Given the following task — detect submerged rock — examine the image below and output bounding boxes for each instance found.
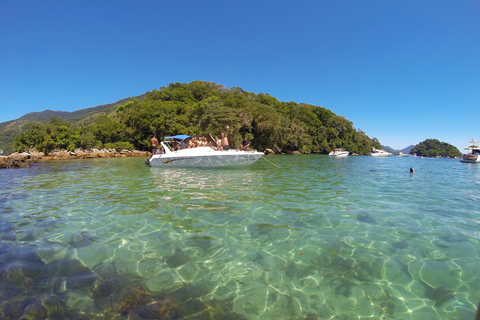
[37,294,67,318]
[177,299,247,320]
[3,261,27,284]
[56,258,92,277]
[0,297,29,320]
[66,271,98,290]
[419,279,455,307]
[37,294,67,319]
[92,274,130,298]
[119,284,151,314]
[164,248,188,268]
[68,233,95,248]
[357,212,376,224]
[128,298,180,320]
[20,303,47,320]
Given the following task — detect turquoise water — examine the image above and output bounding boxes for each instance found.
[1,155,479,319]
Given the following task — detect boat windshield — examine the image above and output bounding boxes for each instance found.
[162,135,192,152]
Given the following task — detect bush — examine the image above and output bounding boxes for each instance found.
[104,141,135,150]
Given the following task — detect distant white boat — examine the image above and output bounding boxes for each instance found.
[460,138,480,163]
[328,148,349,157]
[396,152,408,157]
[370,148,392,157]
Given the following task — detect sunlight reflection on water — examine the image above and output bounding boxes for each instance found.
[0,156,479,319]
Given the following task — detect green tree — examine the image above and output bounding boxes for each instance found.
[411,139,461,158]
[10,81,385,155]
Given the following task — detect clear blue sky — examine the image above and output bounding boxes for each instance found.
[1,1,479,152]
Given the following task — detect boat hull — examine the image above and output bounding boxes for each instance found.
[370,153,393,157]
[147,149,264,167]
[328,149,349,157]
[460,154,480,163]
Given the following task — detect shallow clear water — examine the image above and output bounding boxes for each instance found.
[1,155,479,319]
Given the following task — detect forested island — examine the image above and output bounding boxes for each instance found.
[12,81,382,155]
[410,139,461,158]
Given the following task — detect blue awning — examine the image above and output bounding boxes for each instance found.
[164,135,192,140]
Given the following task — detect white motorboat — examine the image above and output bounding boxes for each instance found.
[370,148,392,157]
[460,138,480,163]
[328,148,349,157]
[146,135,264,167]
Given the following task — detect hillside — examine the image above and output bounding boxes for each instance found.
[0,93,149,154]
[410,139,461,158]
[8,81,382,155]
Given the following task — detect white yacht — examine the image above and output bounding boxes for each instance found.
[328,148,349,157]
[460,138,480,163]
[370,148,392,157]
[146,135,264,167]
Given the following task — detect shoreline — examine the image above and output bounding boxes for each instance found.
[0,148,151,169]
[0,148,351,169]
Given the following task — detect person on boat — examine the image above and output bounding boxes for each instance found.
[171,139,179,151]
[201,137,208,147]
[221,125,230,150]
[194,137,202,147]
[150,134,159,154]
[241,137,250,151]
[209,133,222,150]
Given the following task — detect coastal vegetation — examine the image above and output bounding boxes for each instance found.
[410,139,461,158]
[11,81,381,155]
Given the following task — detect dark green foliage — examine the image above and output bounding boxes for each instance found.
[410,139,461,158]
[1,93,148,155]
[10,81,382,154]
[0,122,23,154]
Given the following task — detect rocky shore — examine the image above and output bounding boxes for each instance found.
[0,148,151,169]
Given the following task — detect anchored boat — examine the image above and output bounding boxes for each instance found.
[460,139,480,163]
[146,135,264,167]
[369,148,392,157]
[328,148,349,157]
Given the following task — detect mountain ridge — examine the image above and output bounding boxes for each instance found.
[0,92,149,154]
[382,145,414,154]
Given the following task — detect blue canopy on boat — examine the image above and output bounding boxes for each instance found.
[164,135,191,140]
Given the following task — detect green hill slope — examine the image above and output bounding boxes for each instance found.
[0,93,148,154]
[3,81,381,155]
[410,139,461,158]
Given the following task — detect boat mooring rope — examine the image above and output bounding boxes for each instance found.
[262,156,280,168]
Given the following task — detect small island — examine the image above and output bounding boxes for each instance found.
[410,139,461,158]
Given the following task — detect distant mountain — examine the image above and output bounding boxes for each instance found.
[18,92,149,123]
[381,145,414,154]
[0,92,149,155]
[400,145,414,154]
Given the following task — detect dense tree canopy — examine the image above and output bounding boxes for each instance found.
[410,139,461,158]
[14,81,381,154]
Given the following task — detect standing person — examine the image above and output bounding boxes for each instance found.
[221,125,230,150]
[150,134,159,154]
[241,137,250,151]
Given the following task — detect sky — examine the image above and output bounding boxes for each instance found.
[1,1,479,152]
